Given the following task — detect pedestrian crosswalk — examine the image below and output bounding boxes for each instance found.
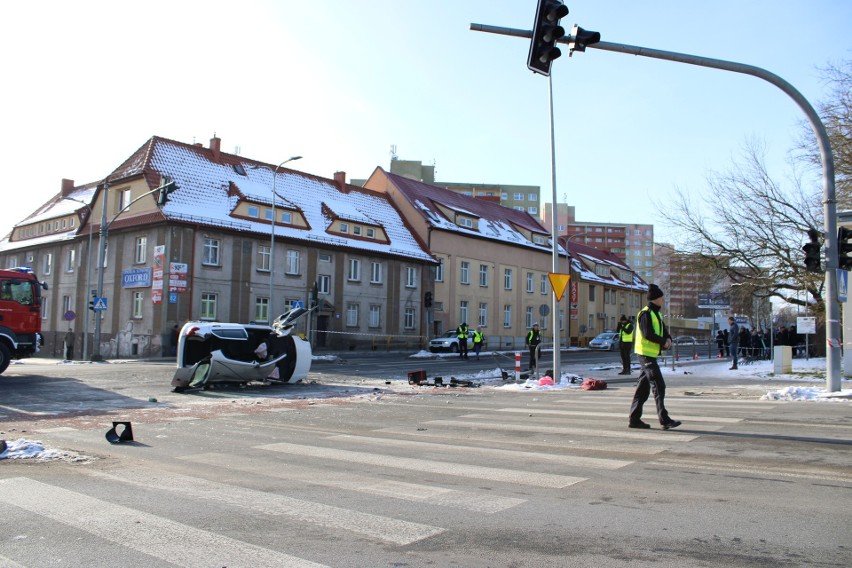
[0,390,841,567]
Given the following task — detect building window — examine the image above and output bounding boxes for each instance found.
[132,291,144,318]
[503,305,512,328]
[6,256,17,269]
[478,303,488,327]
[458,217,473,228]
[589,285,596,301]
[346,303,359,326]
[202,238,220,266]
[435,259,444,282]
[527,207,538,215]
[43,253,52,275]
[286,250,300,274]
[41,297,49,320]
[526,306,533,329]
[526,272,534,293]
[119,189,132,212]
[135,237,147,264]
[406,267,417,288]
[404,307,416,329]
[479,264,488,287]
[255,297,269,323]
[504,268,513,290]
[340,222,349,233]
[528,193,537,201]
[258,244,271,272]
[62,295,72,313]
[513,192,524,200]
[369,305,381,328]
[65,249,75,273]
[280,211,292,224]
[366,228,375,238]
[353,225,362,236]
[318,274,330,294]
[459,301,469,324]
[319,253,331,262]
[460,261,470,285]
[371,262,383,284]
[540,274,547,295]
[200,293,218,320]
[248,205,259,218]
[348,258,361,281]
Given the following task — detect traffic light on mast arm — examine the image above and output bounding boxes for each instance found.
[838,227,852,270]
[567,24,601,56]
[527,0,570,76]
[802,228,822,273]
[157,181,178,206]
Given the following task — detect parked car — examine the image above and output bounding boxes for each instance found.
[429,330,476,353]
[672,336,697,345]
[589,332,619,351]
[171,307,312,392]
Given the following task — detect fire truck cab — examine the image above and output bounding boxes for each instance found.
[0,267,47,374]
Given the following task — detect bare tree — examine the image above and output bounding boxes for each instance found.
[660,139,823,311]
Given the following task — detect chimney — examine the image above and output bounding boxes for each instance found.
[334,171,347,193]
[210,136,221,162]
[61,179,75,197]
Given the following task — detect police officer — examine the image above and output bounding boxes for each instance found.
[472,325,485,360]
[526,323,542,370]
[629,285,681,430]
[616,315,634,375]
[456,322,469,359]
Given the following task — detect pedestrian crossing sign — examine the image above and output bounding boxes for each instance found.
[93,297,107,311]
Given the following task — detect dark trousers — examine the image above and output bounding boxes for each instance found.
[473,343,482,360]
[459,338,468,358]
[528,344,540,368]
[619,341,633,372]
[730,342,739,368]
[629,355,671,425]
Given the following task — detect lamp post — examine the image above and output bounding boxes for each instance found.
[61,196,94,360]
[92,181,109,361]
[252,156,302,321]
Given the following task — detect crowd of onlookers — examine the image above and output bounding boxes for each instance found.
[715,324,813,361]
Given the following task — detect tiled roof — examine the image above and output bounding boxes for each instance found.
[564,240,648,291]
[383,170,552,250]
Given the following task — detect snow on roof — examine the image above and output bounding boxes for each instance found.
[147,139,435,263]
[386,171,552,252]
[565,240,648,292]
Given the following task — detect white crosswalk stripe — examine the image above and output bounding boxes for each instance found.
[0,477,329,568]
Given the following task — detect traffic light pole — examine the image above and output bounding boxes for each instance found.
[547,73,562,383]
[471,23,841,392]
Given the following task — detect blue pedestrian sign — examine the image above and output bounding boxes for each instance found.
[93,297,108,311]
[838,270,848,303]
[292,301,303,309]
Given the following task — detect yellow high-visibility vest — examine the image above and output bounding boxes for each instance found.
[634,306,663,357]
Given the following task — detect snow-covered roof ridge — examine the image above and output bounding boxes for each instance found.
[387,170,552,251]
[146,138,435,263]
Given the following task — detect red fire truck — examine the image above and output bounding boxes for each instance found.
[0,267,47,374]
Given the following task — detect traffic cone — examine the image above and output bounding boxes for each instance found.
[694,352,699,360]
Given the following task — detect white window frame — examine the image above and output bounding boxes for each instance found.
[65,248,75,273]
[460,261,470,285]
[459,301,469,324]
[258,244,271,272]
[370,262,383,284]
[435,260,444,282]
[202,238,221,266]
[526,307,533,329]
[200,293,218,320]
[478,303,488,327]
[526,272,534,293]
[318,274,330,294]
[280,211,292,224]
[255,297,269,323]
[248,205,259,218]
[135,236,147,264]
[540,274,548,295]
[504,268,513,290]
[404,307,416,329]
[479,264,488,287]
[286,250,300,275]
[348,258,361,281]
[43,253,52,275]
[346,303,359,326]
[369,304,381,328]
[503,305,512,328]
[406,267,417,288]
[132,291,144,318]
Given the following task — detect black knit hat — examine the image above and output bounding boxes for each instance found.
[648,284,664,301]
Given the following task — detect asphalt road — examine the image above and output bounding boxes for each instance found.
[1,357,850,567]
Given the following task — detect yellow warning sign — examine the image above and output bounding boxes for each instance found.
[548,273,570,302]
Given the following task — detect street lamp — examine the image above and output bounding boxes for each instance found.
[252,156,302,321]
[61,196,94,360]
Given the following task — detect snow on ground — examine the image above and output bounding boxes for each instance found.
[0,439,96,463]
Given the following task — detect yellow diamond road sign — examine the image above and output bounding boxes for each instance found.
[548,273,570,302]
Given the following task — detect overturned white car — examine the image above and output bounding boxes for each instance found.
[171,307,312,392]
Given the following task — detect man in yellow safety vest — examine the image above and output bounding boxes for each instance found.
[629,284,681,430]
[616,314,634,375]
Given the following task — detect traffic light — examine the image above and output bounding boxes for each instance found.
[424,291,433,308]
[88,299,95,311]
[527,0,570,76]
[802,228,822,273]
[309,282,319,309]
[567,24,601,55]
[839,227,852,270]
[157,181,177,206]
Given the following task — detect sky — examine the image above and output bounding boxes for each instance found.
[1,1,850,243]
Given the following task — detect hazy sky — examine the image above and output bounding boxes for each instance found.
[2,1,849,243]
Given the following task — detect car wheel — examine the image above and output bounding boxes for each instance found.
[429,348,438,353]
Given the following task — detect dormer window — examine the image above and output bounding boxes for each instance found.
[353,226,362,236]
[340,222,349,233]
[533,235,546,245]
[232,164,247,176]
[366,228,375,238]
[248,206,259,218]
[459,218,473,228]
[280,211,292,224]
